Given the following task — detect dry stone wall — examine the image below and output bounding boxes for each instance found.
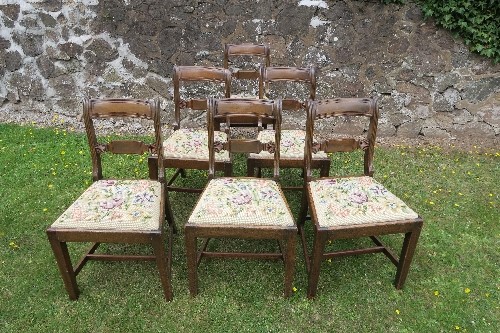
[0,0,499,143]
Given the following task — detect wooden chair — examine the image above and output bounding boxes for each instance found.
[223,43,270,99]
[184,98,297,297]
[298,98,423,298]
[148,65,232,201]
[46,98,173,301]
[247,66,330,189]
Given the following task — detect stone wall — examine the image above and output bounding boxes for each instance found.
[0,0,499,143]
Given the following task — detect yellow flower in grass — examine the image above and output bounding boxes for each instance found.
[9,241,19,249]
[43,208,48,212]
[428,201,435,205]
[455,325,461,330]
[464,288,471,294]
[292,287,297,292]
[395,309,400,315]
[433,290,439,296]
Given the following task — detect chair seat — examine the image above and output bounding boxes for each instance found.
[163,128,230,161]
[51,179,162,231]
[249,129,328,160]
[188,178,295,227]
[309,176,419,227]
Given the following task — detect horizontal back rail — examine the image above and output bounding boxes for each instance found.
[88,99,153,119]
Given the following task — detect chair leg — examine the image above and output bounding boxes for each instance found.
[394,225,422,289]
[320,160,330,177]
[307,230,327,299]
[151,233,173,301]
[179,168,187,178]
[298,189,309,226]
[246,159,255,177]
[148,155,159,180]
[47,231,79,300]
[185,228,198,296]
[164,188,177,234]
[283,231,296,298]
[224,162,232,177]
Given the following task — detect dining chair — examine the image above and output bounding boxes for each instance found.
[47,98,173,301]
[223,43,270,99]
[147,65,233,226]
[298,98,423,298]
[246,66,330,189]
[184,98,297,297]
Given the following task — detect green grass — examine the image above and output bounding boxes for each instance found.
[0,123,498,333]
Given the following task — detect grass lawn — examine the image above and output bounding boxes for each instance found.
[0,123,498,332]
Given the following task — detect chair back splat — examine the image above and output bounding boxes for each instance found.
[47,98,173,301]
[299,98,423,299]
[185,98,297,298]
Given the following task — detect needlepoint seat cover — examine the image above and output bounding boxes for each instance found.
[249,129,328,160]
[188,178,295,227]
[308,176,419,227]
[163,128,230,161]
[51,179,162,231]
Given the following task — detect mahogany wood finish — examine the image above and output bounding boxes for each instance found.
[148,65,232,197]
[185,98,297,297]
[298,98,423,298]
[46,98,173,301]
[223,43,270,85]
[247,66,330,189]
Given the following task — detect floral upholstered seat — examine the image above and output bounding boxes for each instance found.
[309,176,419,227]
[249,129,327,160]
[51,179,162,231]
[163,128,230,161]
[188,178,295,227]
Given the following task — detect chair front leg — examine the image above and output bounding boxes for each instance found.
[185,228,199,296]
[47,230,79,300]
[307,230,327,299]
[394,224,423,289]
[151,233,173,301]
[283,231,297,298]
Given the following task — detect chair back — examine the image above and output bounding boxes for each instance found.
[260,66,316,111]
[223,43,270,98]
[173,65,232,130]
[82,98,164,182]
[305,98,379,180]
[208,98,282,179]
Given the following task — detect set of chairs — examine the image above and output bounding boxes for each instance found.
[46,44,423,301]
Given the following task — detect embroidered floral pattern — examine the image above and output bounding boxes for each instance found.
[309,176,419,227]
[163,128,230,161]
[250,129,328,159]
[51,180,162,230]
[188,178,295,226]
